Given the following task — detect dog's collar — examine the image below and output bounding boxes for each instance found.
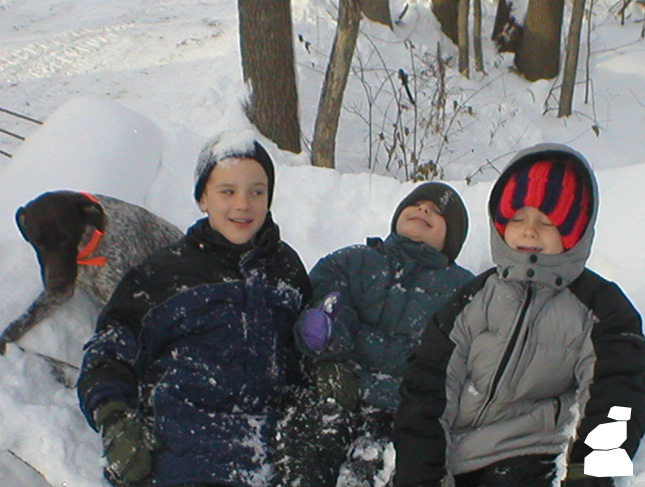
[77,192,107,267]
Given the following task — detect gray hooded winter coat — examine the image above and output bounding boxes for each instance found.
[394,143,645,486]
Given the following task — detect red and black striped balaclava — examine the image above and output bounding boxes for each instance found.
[493,159,591,250]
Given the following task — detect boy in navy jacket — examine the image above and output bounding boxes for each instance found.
[78,130,311,487]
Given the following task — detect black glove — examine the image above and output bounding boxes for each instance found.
[311,360,360,411]
[95,401,161,484]
[562,463,615,487]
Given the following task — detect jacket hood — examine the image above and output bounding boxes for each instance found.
[488,143,598,289]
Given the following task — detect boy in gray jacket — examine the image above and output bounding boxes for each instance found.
[394,143,645,487]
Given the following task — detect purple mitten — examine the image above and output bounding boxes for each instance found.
[299,292,341,352]
[300,308,331,351]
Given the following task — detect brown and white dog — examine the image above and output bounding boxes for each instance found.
[0,190,184,354]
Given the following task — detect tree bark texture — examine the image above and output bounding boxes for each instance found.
[558,0,586,117]
[458,0,470,77]
[473,0,484,72]
[492,0,511,42]
[492,0,519,52]
[514,0,565,81]
[238,0,301,152]
[311,0,361,169]
[359,0,392,27]
[431,0,459,44]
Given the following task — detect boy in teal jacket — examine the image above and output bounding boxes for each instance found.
[276,182,473,487]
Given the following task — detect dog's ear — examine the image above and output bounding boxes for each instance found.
[15,207,29,242]
[75,194,106,232]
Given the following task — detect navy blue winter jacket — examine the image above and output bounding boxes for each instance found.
[78,216,311,487]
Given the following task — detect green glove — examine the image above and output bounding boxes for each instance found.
[562,463,615,487]
[312,361,360,411]
[95,401,161,484]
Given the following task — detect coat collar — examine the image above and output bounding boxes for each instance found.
[377,233,450,270]
[186,213,280,263]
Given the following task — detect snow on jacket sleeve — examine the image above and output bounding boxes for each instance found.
[393,270,494,487]
[77,263,156,429]
[568,269,645,463]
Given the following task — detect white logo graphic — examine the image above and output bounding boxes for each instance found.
[584,406,633,477]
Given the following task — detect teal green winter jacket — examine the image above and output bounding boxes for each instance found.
[297,233,473,410]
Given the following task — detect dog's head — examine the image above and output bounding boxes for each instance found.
[16,191,105,296]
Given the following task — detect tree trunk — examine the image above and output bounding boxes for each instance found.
[558,0,586,117]
[359,0,392,27]
[473,0,484,72]
[514,0,565,81]
[431,0,459,44]
[492,0,511,42]
[584,0,595,103]
[238,0,301,152]
[458,0,470,77]
[311,0,361,169]
[492,0,522,52]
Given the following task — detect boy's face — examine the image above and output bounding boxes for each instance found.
[199,157,269,245]
[503,206,564,255]
[396,200,446,251]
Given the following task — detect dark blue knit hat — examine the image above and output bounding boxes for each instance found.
[194,130,275,206]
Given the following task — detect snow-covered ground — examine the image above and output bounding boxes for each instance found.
[0,0,644,485]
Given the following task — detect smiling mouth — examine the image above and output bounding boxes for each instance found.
[517,246,542,252]
[230,218,252,225]
[409,216,432,228]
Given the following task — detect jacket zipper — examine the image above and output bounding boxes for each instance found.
[473,285,533,427]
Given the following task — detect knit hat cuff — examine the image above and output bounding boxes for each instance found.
[493,159,591,250]
[194,132,275,205]
[390,182,468,262]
